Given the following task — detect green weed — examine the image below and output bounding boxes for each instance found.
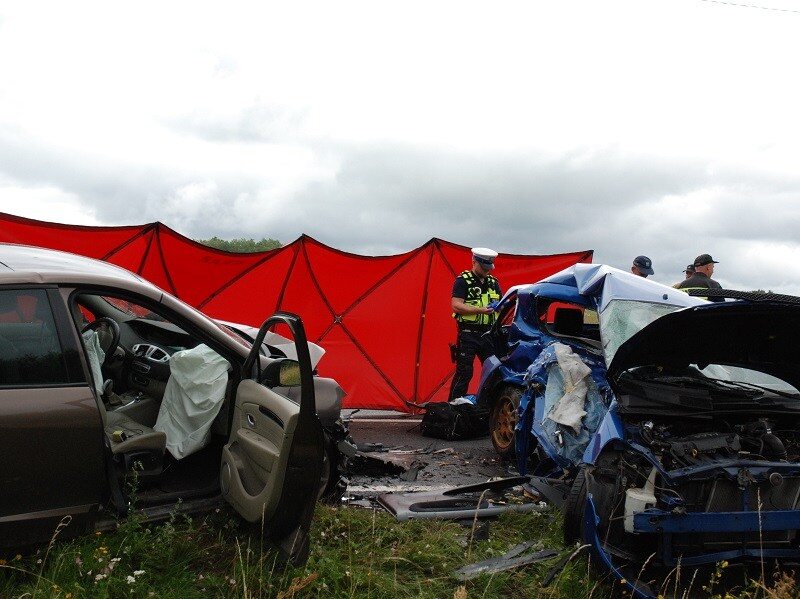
[0,504,797,598]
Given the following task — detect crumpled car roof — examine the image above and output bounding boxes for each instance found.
[543,263,707,312]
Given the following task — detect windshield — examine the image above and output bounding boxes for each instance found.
[101,296,166,321]
[695,364,798,395]
[600,299,684,364]
[219,323,254,348]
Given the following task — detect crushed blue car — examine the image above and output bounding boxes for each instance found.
[477,264,800,597]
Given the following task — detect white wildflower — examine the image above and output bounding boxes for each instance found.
[126,575,136,584]
[134,570,145,576]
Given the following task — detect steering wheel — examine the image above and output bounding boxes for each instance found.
[81,317,121,368]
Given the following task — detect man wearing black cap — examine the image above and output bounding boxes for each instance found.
[449,248,502,400]
[676,254,722,301]
[631,255,654,278]
[672,264,695,288]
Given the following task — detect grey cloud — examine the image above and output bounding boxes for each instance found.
[165,102,310,144]
[1,127,799,293]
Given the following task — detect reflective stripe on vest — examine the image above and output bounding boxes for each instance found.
[453,271,501,326]
[677,285,713,300]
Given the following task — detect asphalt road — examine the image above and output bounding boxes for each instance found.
[344,414,512,497]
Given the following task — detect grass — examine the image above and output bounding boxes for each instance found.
[1,504,798,598]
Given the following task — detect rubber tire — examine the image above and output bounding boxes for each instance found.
[489,385,522,459]
[317,432,344,504]
[563,467,588,545]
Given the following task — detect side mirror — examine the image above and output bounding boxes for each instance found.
[260,359,302,388]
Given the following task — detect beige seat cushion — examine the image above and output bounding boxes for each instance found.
[105,411,166,455]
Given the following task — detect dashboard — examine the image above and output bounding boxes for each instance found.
[117,318,200,394]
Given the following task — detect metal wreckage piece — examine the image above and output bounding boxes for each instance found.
[376,476,546,521]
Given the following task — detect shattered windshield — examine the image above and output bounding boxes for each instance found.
[599,299,683,365]
[692,364,798,396]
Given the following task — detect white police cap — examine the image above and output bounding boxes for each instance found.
[471,247,498,269]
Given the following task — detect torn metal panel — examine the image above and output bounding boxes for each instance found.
[526,476,572,509]
[377,477,545,522]
[455,547,558,581]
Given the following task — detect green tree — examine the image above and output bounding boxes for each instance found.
[196,236,281,253]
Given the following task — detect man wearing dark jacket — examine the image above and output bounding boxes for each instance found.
[449,248,502,400]
[677,254,723,302]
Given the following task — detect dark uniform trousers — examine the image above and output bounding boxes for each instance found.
[448,326,493,400]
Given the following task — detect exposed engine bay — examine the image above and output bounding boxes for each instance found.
[585,415,800,562]
[637,417,799,469]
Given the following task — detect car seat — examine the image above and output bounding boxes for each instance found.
[82,329,166,469]
[553,307,584,337]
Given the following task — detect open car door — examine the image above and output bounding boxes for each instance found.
[220,312,324,565]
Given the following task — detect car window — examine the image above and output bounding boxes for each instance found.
[536,299,600,342]
[0,289,70,386]
[499,298,517,327]
[600,299,683,365]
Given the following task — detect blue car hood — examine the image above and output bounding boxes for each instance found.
[607,300,800,391]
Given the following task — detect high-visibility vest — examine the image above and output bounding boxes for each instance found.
[453,270,501,326]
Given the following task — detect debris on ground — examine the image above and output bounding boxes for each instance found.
[454,545,558,581]
[398,464,421,481]
[540,545,589,587]
[377,477,547,522]
[456,518,491,542]
[355,442,385,452]
[432,447,456,455]
[349,450,427,477]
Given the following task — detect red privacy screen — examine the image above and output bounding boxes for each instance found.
[0,212,592,411]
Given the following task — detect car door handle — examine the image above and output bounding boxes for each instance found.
[246,413,256,427]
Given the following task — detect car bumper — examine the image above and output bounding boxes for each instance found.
[584,497,800,599]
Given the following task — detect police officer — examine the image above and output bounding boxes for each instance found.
[631,255,654,278]
[677,253,722,301]
[449,247,502,400]
[672,264,695,288]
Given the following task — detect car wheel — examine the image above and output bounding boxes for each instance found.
[317,432,345,504]
[489,386,521,458]
[563,467,588,545]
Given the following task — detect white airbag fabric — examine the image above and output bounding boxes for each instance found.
[82,330,105,398]
[546,343,590,434]
[154,344,231,460]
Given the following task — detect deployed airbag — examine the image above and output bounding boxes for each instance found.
[82,330,105,398]
[547,343,590,434]
[154,344,231,460]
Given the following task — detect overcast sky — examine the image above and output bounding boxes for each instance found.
[1,0,799,292]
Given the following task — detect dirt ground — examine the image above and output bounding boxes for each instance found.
[342,411,512,497]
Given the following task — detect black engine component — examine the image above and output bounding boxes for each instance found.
[739,419,788,461]
[667,432,740,464]
[639,421,741,467]
[639,418,793,467]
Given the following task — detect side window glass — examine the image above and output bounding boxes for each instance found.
[0,289,70,386]
[535,300,600,342]
[499,299,517,328]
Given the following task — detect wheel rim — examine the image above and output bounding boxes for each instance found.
[492,395,518,450]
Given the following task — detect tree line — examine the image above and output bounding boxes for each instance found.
[196,236,281,253]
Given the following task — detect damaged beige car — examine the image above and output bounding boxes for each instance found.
[0,244,324,564]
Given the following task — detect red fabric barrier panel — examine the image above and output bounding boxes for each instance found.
[0,212,592,411]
